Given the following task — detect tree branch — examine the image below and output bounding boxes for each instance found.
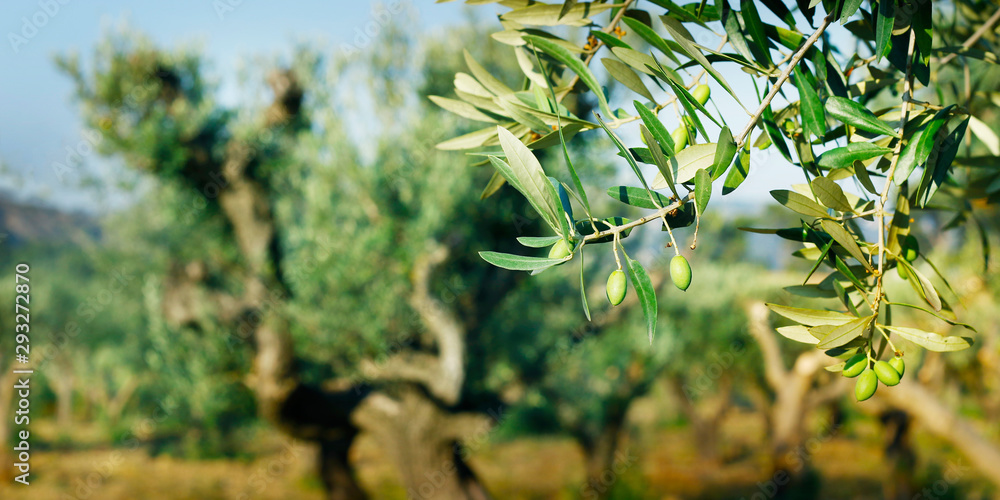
[937,7,1000,66]
[735,13,835,148]
[406,242,466,405]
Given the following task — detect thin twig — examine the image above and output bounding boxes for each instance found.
[583,193,692,243]
[938,7,1000,66]
[735,13,835,149]
[557,0,637,101]
[873,29,917,316]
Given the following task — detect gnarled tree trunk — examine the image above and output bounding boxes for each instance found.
[353,389,491,500]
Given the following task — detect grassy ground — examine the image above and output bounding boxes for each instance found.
[2,410,995,499]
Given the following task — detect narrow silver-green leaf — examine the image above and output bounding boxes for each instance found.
[606,185,674,210]
[517,235,563,248]
[883,325,973,352]
[824,96,899,137]
[695,168,712,215]
[723,148,749,194]
[794,65,825,139]
[712,126,737,180]
[479,251,569,271]
[741,0,773,67]
[777,325,820,344]
[634,102,675,154]
[602,59,655,103]
[502,2,616,26]
[874,0,894,62]
[651,143,719,187]
[429,95,498,123]
[765,303,855,326]
[820,219,873,272]
[811,176,853,213]
[620,16,679,64]
[661,15,744,109]
[817,143,894,169]
[524,35,613,118]
[494,127,564,234]
[770,190,830,218]
[641,125,680,199]
[896,256,942,311]
[813,315,873,348]
[624,254,657,345]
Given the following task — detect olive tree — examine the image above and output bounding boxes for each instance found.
[433,0,1000,487]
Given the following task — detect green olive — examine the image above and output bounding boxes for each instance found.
[691,84,711,106]
[897,264,910,281]
[888,356,905,378]
[548,239,572,260]
[606,270,627,307]
[855,369,878,401]
[842,353,867,378]
[671,126,689,154]
[874,360,901,386]
[670,255,692,291]
[903,234,919,263]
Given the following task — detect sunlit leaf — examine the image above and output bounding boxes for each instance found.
[479,251,569,271]
[765,303,855,326]
[817,142,893,169]
[824,96,899,137]
[883,325,973,352]
[523,35,613,117]
[770,190,830,218]
[813,315,873,348]
[624,254,657,344]
[651,143,718,187]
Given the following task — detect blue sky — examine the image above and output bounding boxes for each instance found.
[0,1,850,213]
[0,0,474,210]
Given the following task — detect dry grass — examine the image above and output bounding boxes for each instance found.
[1,411,991,499]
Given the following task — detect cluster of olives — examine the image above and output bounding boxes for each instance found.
[586,85,711,308]
[843,352,905,401]
[604,255,691,307]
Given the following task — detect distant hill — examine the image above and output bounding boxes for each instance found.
[0,194,100,246]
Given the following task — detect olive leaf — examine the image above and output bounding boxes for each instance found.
[813,315,874,349]
[624,254,657,345]
[695,168,712,215]
[770,190,830,218]
[517,235,563,248]
[634,102,676,154]
[817,142,894,169]
[603,59,656,103]
[820,219,873,272]
[523,35,613,118]
[712,126,737,180]
[620,16,679,64]
[765,303,856,326]
[607,186,674,210]
[811,177,853,213]
[651,143,718,187]
[479,251,569,271]
[794,65,825,139]
[824,96,899,137]
[883,325,973,352]
[493,127,565,236]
